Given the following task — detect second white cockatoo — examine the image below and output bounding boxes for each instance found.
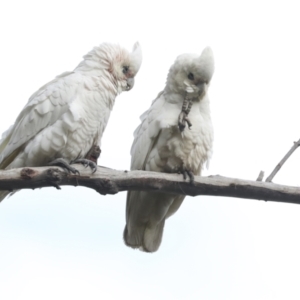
[124,47,214,252]
[0,41,142,202]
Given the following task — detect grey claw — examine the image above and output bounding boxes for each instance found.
[178,112,193,132]
[48,158,80,175]
[71,158,97,173]
[180,169,194,183]
[73,168,80,175]
[185,117,192,129]
[186,170,194,183]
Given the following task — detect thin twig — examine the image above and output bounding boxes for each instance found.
[256,171,264,181]
[266,138,300,182]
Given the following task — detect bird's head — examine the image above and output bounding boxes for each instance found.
[107,42,142,92]
[166,47,214,100]
[77,42,142,93]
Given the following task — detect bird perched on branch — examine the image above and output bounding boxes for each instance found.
[0,42,142,202]
[124,47,214,252]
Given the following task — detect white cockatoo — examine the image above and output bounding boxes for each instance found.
[0,42,142,202]
[124,47,214,252]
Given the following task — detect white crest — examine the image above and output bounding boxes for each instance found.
[130,42,142,74]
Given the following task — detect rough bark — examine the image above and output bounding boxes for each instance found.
[0,165,299,204]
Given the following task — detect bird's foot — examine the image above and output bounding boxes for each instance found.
[178,111,192,132]
[180,168,195,183]
[178,97,193,132]
[85,145,101,164]
[70,158,97,173]
[48,158,80,175]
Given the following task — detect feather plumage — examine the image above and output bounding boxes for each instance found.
[124,47,214,252]
[0,42,142,202]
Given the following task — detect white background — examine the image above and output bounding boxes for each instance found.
[1,1,300,299]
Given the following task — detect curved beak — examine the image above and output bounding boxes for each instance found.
[197,82,207,98]
[126,77,135,91]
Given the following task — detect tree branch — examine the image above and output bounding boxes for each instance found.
[266,138,300,182]
[0,165,300,204]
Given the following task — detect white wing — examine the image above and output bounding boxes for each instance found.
[130,91,181,171]
[0,71,81,168]
[130,91,163,170]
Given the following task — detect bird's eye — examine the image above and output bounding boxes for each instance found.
[123,66,129,74]
[188,73,194,80]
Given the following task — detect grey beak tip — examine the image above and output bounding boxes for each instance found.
[126,77,135,91]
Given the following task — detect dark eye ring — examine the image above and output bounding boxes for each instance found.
[188,73,194,80]
[123,66,129,74]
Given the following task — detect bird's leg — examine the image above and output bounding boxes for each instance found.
[48,158,80,175]
[48,146,100,174]
[178,98,188,132]
[85,145,101,164]
[186,99,193,115]
[70,145,101,174]
[180,168,195,183]
[178,96,193,132]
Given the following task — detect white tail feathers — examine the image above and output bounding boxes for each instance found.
[141,221,165,252]
[123,220,165,253]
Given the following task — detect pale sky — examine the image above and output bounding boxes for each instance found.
[1,1,300,299]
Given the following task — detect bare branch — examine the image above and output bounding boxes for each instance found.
[266,138,300,182]
[0,165,300,204]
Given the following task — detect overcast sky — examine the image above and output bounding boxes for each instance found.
[1,0,300,299]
